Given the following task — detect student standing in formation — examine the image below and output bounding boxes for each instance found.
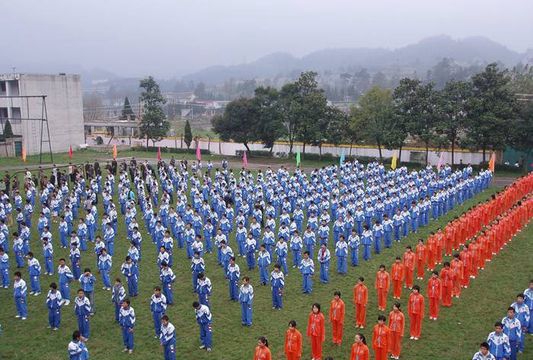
[502,307,522,360]
[193,301,213,352]
[197,272,212,308]
[270,264,284,309]
[353,277,368,328]
[329,291,345,345]
[335,235,348,274]
[402,246,416,289]
[510,293,529,354]
[472,341,496,360]
[450,253,464,298]
[112,278,126,323]
[27,252,42,296]
[372,314,390,360]
[388,302,405,360]
[160,315,177,360]
[375,264,390,311]
[407,285,425,340]
[160,262,176,305]
[13,271,28,320]
[299,251,314,294]
[0,247,10,288]
[391,257,405,300]
[239,276,254,326]
[46,282,63,330]
[150,286,167,338]
[227,257,240,301]
[253,336,272,360]
[121,256,139,297]
[415,239,426,280]
[79,268,96,315]
[427,271,442,320]
[524,280,533,335]
[348,229,360,267]
[350,333,370,360]
[74,289,92,340]
[307,303,325,360]
[487,321,511,360]
[68,330,89,360]
[317,243,330,284]
[284,320,303,360]
[439,261,454,307]
[257,244,271,286]
[119,299,135,354]
[97,248,112,291]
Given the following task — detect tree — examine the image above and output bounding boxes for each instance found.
[2,119,14,138]
[139,76,169,147]
[321,106,348,156]
[508,102,533,172]
[350,86,394,160]
[119,96,136,120]
[184,120,193,149]
[463,63,517,163]
[279,82,300,154]
[212,97,259,153]
[253,86,285,152]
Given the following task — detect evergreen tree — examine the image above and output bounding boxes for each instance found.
[184,120,193,149]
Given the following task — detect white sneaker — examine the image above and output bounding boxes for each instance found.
[409,336,414,340]
[128,350,133,354]
[199,345,206,349]
[206,348,212,352]
[15,315,20,318]
[21,317,27,320]
[34,292,40,296]
[123,348,128,353]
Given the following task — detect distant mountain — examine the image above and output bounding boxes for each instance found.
[183,35,524,84]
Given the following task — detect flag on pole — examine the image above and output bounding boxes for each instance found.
[391,152,397,170]
[112,144,117,160]
[157,146,162,161]
[296,151,301,167]
[22,145,26,162]
[196,143,202,161]
[242,150,248,168]
[68,145,73,159]
[437,152,445,171]
[339,151,345,166]
[488,152,496,173]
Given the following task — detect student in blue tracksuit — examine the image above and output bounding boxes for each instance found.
[46,282,63,330]
[524,280,533,335]
[197,272,212,307]
[236,222,247,256]
[68,330,89,360]
[373,221,384,254]
[70,242,81,280]
[511,294,530,353]
[382,215,393,249]
[160,263,176,305]
[13,233,25,268]
[348,230,360,267]
[245,233,257,270]
[160,315,176,360]
[360,225,373,261]
[290,231,303,268]
[473,342,497,360]
[257,244,271,285]
[74,289,92,339]
[193,301,213,351]
[121,256,139,297]
[487,321,511,360]
[239,277,254,326]
[119,299,136,353]
[303,226,316,258]
[393,210,403,242]
[151,286,167,338]
[191,252,205,292]
[502,307,522,360]
[13,271,28,319]
[227,257,240,301]
[58,258,74,305]
[317,244,331,284]
[42,237,54,275]
[0,247,9,288]
[276,237,289,275]
[79,268,96,315]
[98,248,112,290]
[112,278,126,323]
[299,251,314,294]
[26,252,42,295]
[270,264,285,309]
[335,235,348,274]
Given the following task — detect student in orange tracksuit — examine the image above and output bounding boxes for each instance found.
[353,277,368,328]
[391,257,405,300]
[254,336,272,360]
[402,246,415,289]
[426,271,442,320]
[375,265,390,311]
[307,303,325,360]
[469,240,480,278]
[407,285,425,340]
[350,333,369,360]
[439,261,454,307]
[284,320,302,360]
[435,228,444,265]
[372,315,390,360]
[415,239,426,280]
[450,253,464,298]
[388,302,405,360]
[444,222,454,256]
[459,244,472,288]
[329,291,345,345]
[426,233,437,272]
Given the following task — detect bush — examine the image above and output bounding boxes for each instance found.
[132,146,211,155]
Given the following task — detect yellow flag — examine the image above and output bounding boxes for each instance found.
[113,144,117,160]
[391,153,397,170]
[488,152,495,173]
[22,145,26,162]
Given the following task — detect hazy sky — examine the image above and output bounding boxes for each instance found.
[2,0,533,77]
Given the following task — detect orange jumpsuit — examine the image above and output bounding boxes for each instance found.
[459,248,472,288]
[444,225,454,256]
[415,243,426,279]
[372,323,390,360]
[329,298,345,345]
[284,328,302,360]
[426,236,437,271]
[435,231,444,264]
[450,258,464,297]
[307,312,325,360]
[388,310,405,358]
[254,345,272,360]
[408,292,425,338]
[439,267,454,307]
[427,277,442,319]
[350,342,370,360]
[375,270,390,311]
[353,283,368,327]
[403,250,416,289]
[391,262,405,299]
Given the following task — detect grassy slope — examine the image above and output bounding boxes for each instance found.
[0,183,531,360]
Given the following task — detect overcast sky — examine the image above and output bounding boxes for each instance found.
[2,0,533,77]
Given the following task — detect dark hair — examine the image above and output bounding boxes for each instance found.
[334,291,341,297]
[84,268,91,273]
[413,285,420,291]
[123,299,131,306]
[312,303,321,312]
[192,301,200,308]
[358,276,365,282]
[14,271,21,277]
[480,342,490,350]
[494,321,503,328]
[72,330,81,340]
[517,293,525,299]
[288,320,297,328]
[161,315,169,322]
[378,314,386,322]
[50,282,57,289]
[507,307,515,312]
[258,336,269,347]
[357,333,367,345]
[393,302,401,310]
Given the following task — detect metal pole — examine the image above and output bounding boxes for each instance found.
[43,96,53,163]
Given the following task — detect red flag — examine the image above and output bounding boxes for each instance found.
[488,152,495,173]
[196,143,201,161]
[242,150,248,168]
[157,146,161,161]
[68,145,73,159]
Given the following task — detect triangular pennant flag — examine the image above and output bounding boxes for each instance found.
[391,153,397,170]
[296,151,301,167]
[196,143,202,161]
[437,152,445,171]
[69,145,73,159]
[242,150,248,168]
[157,146,162,161]
[22,145,26,162]
[488,152,495,173]
[112,144,117,160]
[339,151,345,166]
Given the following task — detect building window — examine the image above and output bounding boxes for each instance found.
[10,107,22,124]
[0,81,6,95]
[8,80,20,96]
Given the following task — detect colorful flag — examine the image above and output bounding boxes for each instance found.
[112,144,117,160]
[21,145,26,162]
[157,146,162,161]
[391,153,397,170]
[437,152,445,171]
[296,151,301,167]
[339,151,345,166]
[242,150,248,168]
[68,145,73,159]
[488,152,495,173]
[196,143,201,161]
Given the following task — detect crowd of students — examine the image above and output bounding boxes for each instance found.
[0,157,530,360]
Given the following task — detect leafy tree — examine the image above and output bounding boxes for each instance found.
[2,119,14,138]
[279,82,300,154]
[184,120,193,149]
[508,102,533,172]
[139,76,169,147]
[253,86,284,152]
[212,97,258,153]
[463,63,517,162]
[119,96,136,120]
[320,106,348,156]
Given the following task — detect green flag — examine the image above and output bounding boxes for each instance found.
[296,151,301,166]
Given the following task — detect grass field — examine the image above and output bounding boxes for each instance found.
[0,175,531,360]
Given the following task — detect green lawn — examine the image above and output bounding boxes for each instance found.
[0,182,531,360]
